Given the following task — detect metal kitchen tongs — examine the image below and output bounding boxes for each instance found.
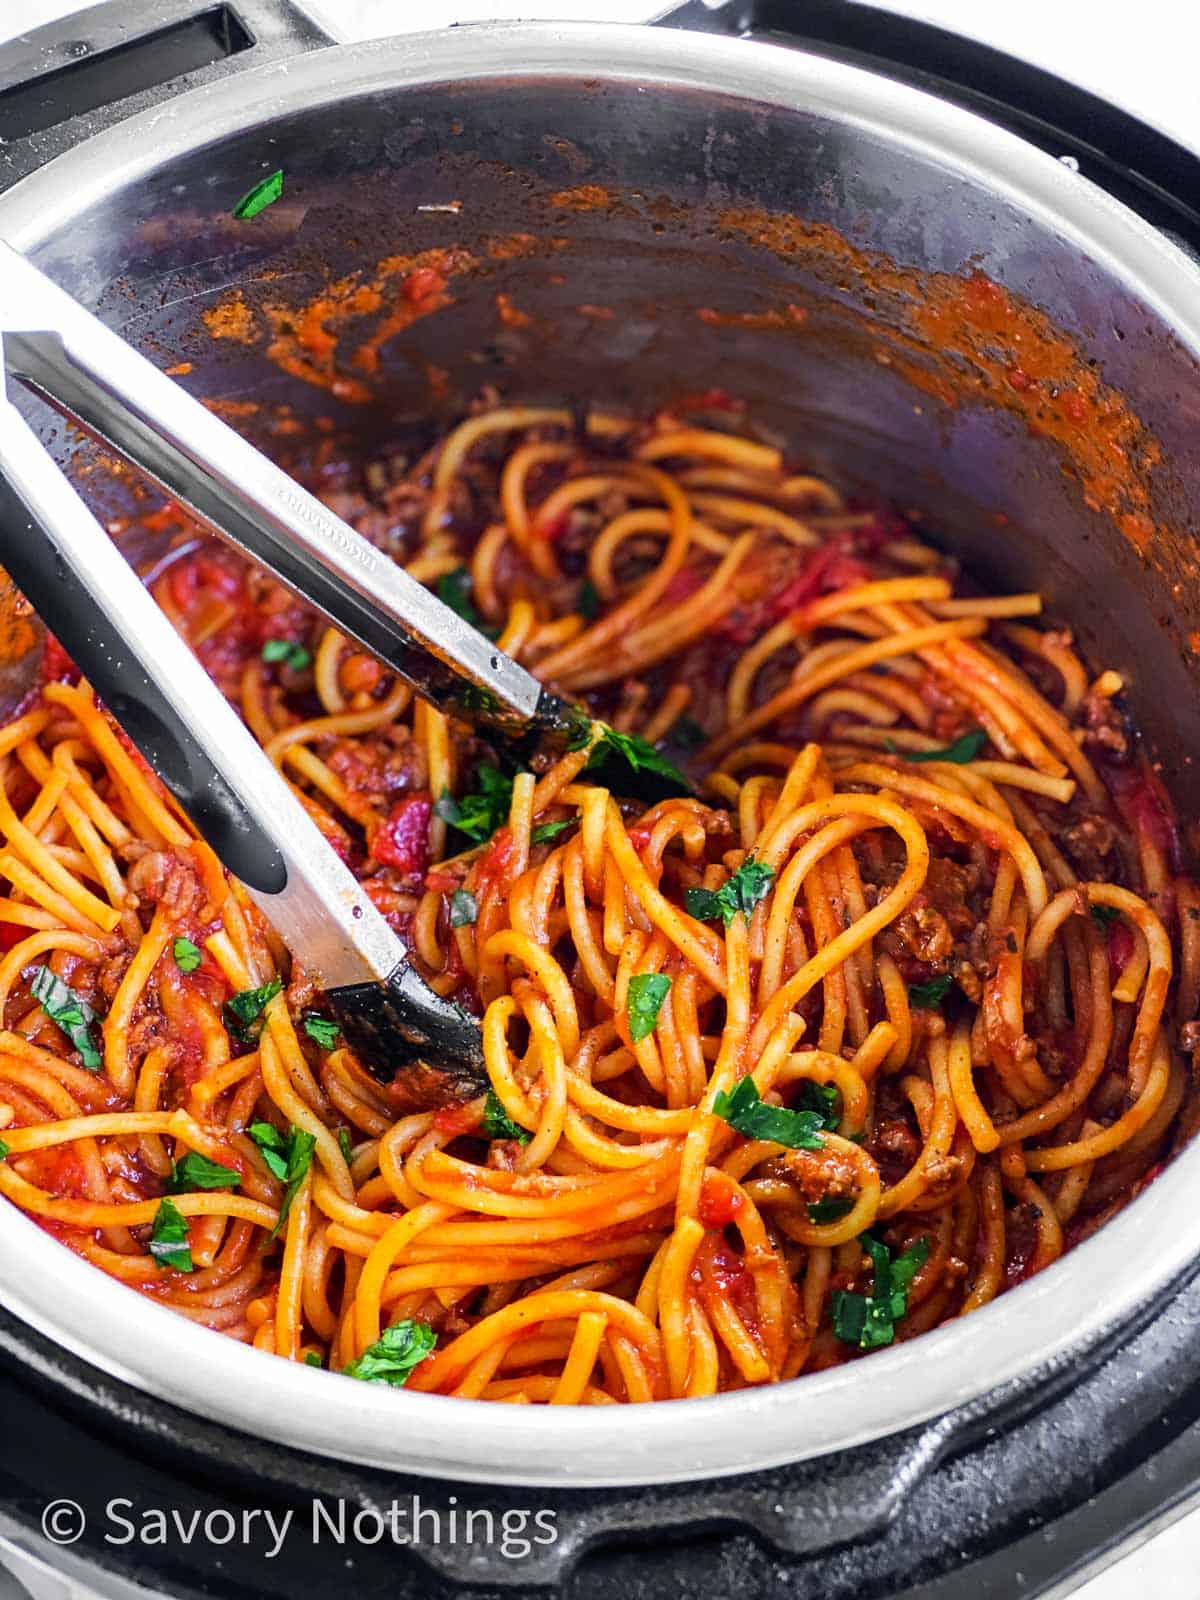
[0,241,593,1090]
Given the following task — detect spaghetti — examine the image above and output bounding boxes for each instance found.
[0,400,1195,1403]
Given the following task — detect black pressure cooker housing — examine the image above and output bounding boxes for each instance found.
[1,1,1199,1596]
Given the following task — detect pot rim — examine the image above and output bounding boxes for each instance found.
[1,20,1199,1489]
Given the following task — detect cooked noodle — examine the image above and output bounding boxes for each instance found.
[0,402,1194,1401]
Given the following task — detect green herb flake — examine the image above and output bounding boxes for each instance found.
[338,1128,355,1165]
[343,1319,436,1386]
[302,1015,341,1049]
[30,966,102,1070]
[435,765,515,845]
[531,818,575,846]
[166,1152,241,1193]
[1091,903,1121,926]
[795,1080,840,1131]
[261,638,311,672]
[481,1089,531,1145]
[149,1197,193,1272]
[585,726,689,790]
[578,578,600,621]
[807,1196,854,1224]
[172,937,202,974]
[897,728,987,765]
[907,973,954,1009]
[684,858,775,928]
[232,168,283,221]
[627,972,671,1044]
[711,1077,825,1150]
[224,975,282,1043]
[0,1140,9,1161]
[305,1352,323,1368]
[247,1123,316,1239]
[248,1120,289,1181]
[832,1233,929,1350]
[448,888,478,928]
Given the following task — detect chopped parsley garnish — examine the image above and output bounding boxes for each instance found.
[627,973,671,1043]
[305,1351,323,1368]
[531,818,575,845]
[578,578,600,621]
[232,168,283,220]
[481,1090,531,1144]
[685,858,775,927]
[808,1196,854,1224]
[448,888,478,927]
[343,1319,436,1386]
[795,1080,840,1131]
[338,1128,355,1165]
[166,1152,241,1193]
[580,726,689,790]
[832,1233,929,1350]
[711,1077,825,1150]
[0,1140,9,1161]
[897,728,987,764]
[261,638,311,672]
[435,765,514,844]
[248,1122,316,1238]
[302,1015,341,1049]
[224,975,282,1043]
[148,1198,193,1272]
[1091,903,1121,926]
[172,936,202,974]
[30,966,102,1070]
[907,973,954,1009]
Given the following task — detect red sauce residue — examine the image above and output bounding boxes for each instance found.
[550,185,613,211]
[698,1173,745,1230]
[474,827,518,899]
[697,304,807,331]
[29,1146,87,1197]
[536,510,570,543]
[1108,920,1135,977]
[201,299,256,342]
[434,1100,484,1139]
[424,869,459,894]
[202,233,563,405]
[164,361,193,377]
[698,1240,759,1333]
[495,292,532,329]
[780,543,872,621]
[41,633,80,685]
[0,921,28,951]
[661,568,706,605]
[1109,761,1182,869]
[676,388,746,414]
[369,793,432,875]
[717,208,1165,554]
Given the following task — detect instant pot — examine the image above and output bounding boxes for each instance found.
[2,0,1200,1593]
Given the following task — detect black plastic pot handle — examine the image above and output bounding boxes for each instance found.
[653,0,1200,255]
[0,0,335,191]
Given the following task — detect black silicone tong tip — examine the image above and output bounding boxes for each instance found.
[328,964,486,1095]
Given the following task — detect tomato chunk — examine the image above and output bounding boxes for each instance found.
[370,793,432,874]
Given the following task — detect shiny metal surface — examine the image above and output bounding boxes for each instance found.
[0,19,1198,1487]
[0,367,404,992]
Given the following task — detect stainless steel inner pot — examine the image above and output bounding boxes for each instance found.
[1,18,1200,1489]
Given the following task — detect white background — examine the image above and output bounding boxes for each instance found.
[0,1,1198,1596]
